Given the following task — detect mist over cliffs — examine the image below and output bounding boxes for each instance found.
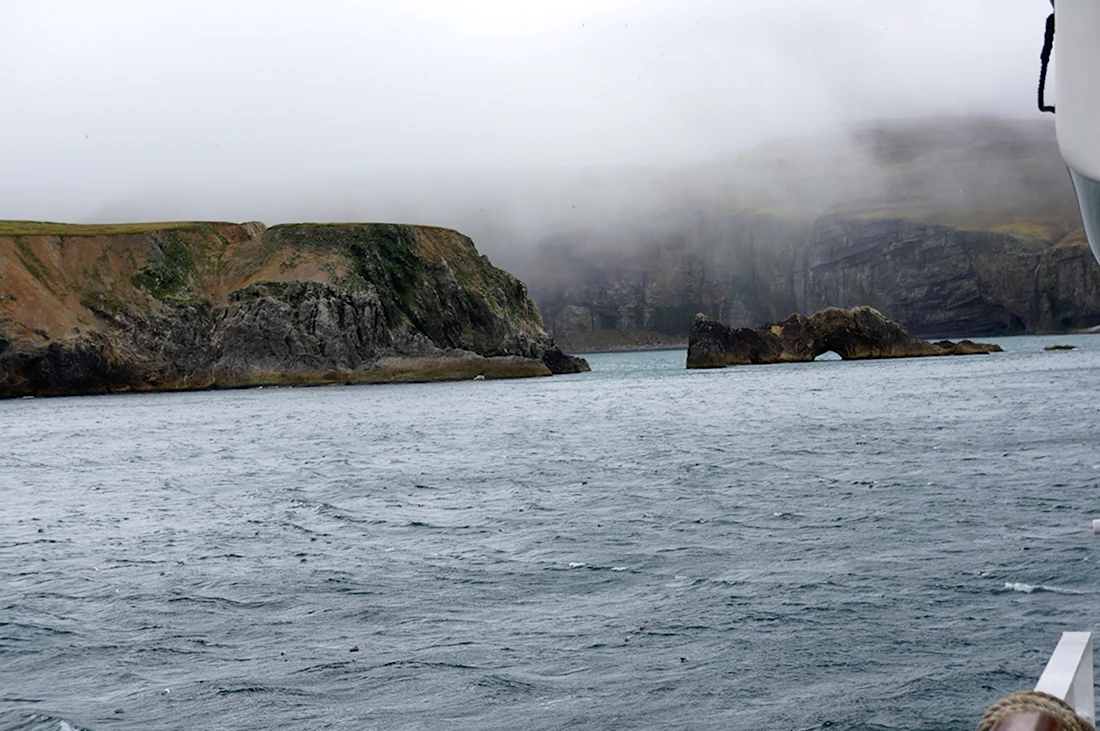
[477,116,1098,346]
[11,116,1093,361]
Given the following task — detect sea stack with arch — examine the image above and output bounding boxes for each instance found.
[686,306,1002,369]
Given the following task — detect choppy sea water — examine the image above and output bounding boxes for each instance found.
[3,335,1100,730]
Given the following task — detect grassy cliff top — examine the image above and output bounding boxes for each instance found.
[0,220,468,238]
[267,222,456,232]
[0,221,227,237]
[821,205,1083,248]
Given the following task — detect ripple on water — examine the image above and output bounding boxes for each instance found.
[2,342,1100,729]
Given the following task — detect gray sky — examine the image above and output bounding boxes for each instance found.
[0,0,1053,225]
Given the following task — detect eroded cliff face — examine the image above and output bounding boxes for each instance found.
[526,213,1100,346]
[792,217,1100,336]
[0,221,587,398]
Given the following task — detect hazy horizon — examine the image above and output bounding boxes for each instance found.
[1,1,1061,252]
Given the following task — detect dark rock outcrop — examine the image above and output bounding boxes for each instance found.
[0,221,588,398]
[686,306,1002,369]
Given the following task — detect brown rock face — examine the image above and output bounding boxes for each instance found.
[686,306,1002,369]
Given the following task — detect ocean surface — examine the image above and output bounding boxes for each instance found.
[3,335,1100,730]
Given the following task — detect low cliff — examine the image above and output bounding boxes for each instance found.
[0,221,588,398]
[686,306,1001,369]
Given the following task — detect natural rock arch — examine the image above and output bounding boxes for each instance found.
[686,306,1001,369]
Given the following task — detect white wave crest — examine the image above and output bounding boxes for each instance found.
[1004,581,1085,595]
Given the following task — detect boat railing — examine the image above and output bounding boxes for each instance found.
[1034,631,1094,723]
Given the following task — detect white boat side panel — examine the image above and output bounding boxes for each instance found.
[1054,0,1100,181]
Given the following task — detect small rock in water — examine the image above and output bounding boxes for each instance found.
[1044,344,1076,351]
[300,557,308,563]
[350,645,360,652]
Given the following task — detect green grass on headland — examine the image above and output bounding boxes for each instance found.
[0,221,219,237]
